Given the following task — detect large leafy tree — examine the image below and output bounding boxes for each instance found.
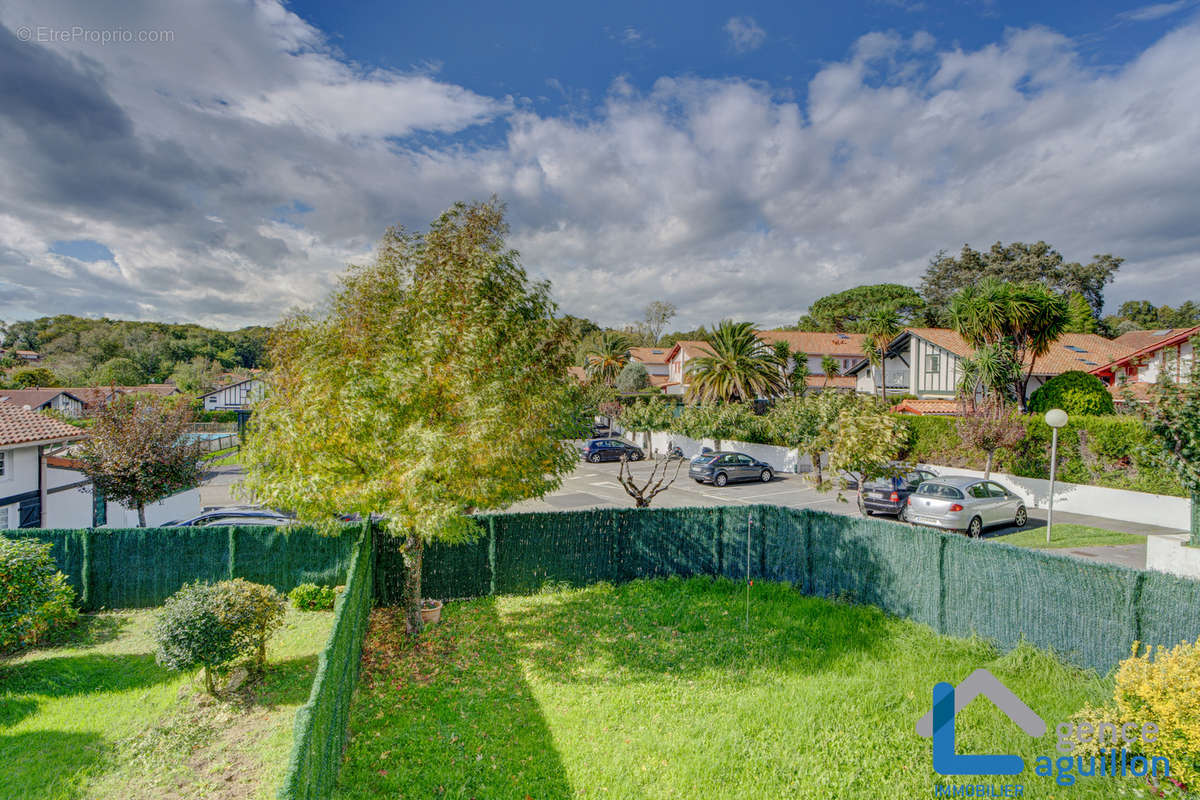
[949,279,1069,410]
[241,200,579,633]
[828,401,907,509]
[863,309,902,402]
[583,331,632,385]
[685,320,787,403]
[800,284,926,332]
[76,395,205,527]
[921,242,1121,325]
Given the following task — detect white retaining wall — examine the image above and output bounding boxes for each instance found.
[44,465,202,528]
[1146,535,1200,579]
[914,464,1191,531]
[621,429,1193,531]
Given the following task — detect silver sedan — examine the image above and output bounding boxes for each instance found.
[904,475,1028,537]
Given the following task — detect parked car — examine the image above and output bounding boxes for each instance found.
[163,506,294,527]
[689,451,774,487]
[905,476,1028,537]
[580,438,644,463]
[858,468,939,520]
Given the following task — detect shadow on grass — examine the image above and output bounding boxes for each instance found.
[0,730,105,799]
[333,600,574,800]
[226,653,320,710]
[497,575,895,687]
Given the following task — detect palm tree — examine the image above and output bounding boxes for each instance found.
[820,354,840,388]
[686,320,787,403]
[864,309,902,402]
[583,331,631,386]
[949,280,1069,410]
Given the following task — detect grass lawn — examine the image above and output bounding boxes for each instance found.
[989,524,1145,549]
[335,577,1144,800]
[204,446,242,467]
[0,607,331,800]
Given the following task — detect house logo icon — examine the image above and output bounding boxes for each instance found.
[916,669,1047,775]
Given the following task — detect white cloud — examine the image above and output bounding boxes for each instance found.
[0,3,1199,332]
[724,16,767,54]
[1117,1,1190,22]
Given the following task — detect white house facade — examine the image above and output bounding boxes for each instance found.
[0,404,85,529]
[200,378,265,411]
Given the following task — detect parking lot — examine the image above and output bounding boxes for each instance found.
[505,458,1156,569]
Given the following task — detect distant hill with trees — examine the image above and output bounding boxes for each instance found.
[0,315,271,390]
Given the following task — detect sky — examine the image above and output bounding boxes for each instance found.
[1,1,1199,332]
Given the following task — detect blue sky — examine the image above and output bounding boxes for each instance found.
[1,0,1199,329]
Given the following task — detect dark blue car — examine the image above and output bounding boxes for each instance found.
[580,438,645,463]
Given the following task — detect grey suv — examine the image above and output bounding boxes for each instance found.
[689,451,774,487]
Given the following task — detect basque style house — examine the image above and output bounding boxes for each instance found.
[664,331,867,396]
[0,403,85,529]
[1089,325,1198,404]
[200,377,265,411]
[0,388,86,417]
[848,328,1131,402]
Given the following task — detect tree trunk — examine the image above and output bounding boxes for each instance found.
[880,358,888,403]
[984,450,994,480]
[403,533,425,635]
[204,666,216,695]
[1191,490,1199,547]
[137,503,147,528]
[810,449,823,486]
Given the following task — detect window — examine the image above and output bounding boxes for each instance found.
[92,489,107,528]
[968,484,990,499]
[0,449,5,477]
[0,507,7,528]
[926,353,941,374]
[986,482,1009,498]
[917,483,963,499]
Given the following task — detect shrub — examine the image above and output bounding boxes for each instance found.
[1116,638,1200,787]
[153,579,285,692]
[1028,370,1116,416]
[288,582,342,612]
[615,361,650,393]
[153,582,242,693]
[0,537,78,651]
[671,403,768,444]
[213,578,287,674]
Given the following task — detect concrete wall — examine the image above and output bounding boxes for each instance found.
[1146,535,1200,579]
[919,463,1192,531]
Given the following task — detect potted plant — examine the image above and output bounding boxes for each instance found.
[420,599,442,625]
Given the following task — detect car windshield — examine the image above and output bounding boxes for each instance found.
[916,483,964,499]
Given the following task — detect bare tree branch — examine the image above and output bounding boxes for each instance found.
[617,452,685,507]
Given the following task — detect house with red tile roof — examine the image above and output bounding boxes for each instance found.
[846,328,1133,402]
[0,388,86,417]
[626,346,672,390]
[1089,325,1199,405]
[0,403,86,529]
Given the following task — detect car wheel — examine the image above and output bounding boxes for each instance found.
[760,469,773,482]
[714,472,728,487]
[588,453,601,463]
[629,451,642,461]
[967,516,983,538]
[1014,506,1027,527]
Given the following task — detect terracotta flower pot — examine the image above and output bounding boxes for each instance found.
[420,599,442,625]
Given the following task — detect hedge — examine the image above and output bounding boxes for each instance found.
[376,506,1200,674]
[278,522,374,800]
[4,525,357,611]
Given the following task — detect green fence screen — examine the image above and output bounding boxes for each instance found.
[375,505,1200,675]
[278,522,374,800]
[5,525,358,611]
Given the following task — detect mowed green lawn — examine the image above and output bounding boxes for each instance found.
[991,523,1145,549]
[0,607,331,800]
[336,578,1133,800]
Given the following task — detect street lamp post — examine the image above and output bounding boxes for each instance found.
[1044,409,1069,544]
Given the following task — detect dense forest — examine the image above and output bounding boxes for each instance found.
[0,315,271,391]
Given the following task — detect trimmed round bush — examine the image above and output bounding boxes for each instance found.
[153,582,241,693]
[615,361,650,393]
[288,582,341,611]
[214,578,286,673]
[0,537,78,651]
[153,578,285,692]
[1028,370,1116,416]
